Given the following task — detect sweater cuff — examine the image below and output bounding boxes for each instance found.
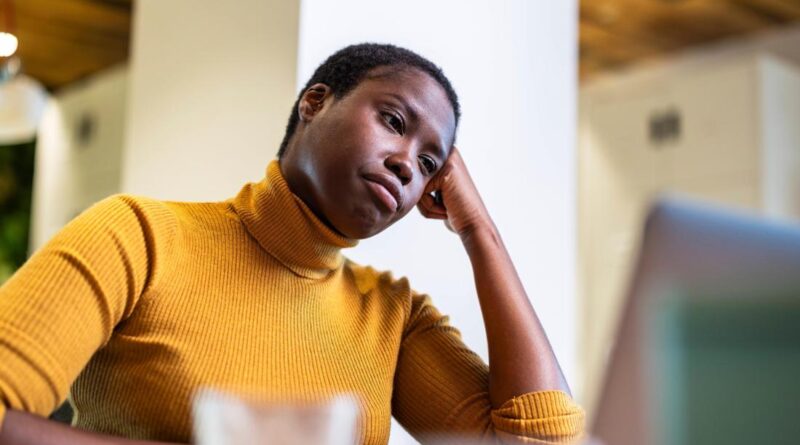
[0,403,6,433]
[490,390,585,443]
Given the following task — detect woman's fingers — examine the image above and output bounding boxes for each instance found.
[417,193,448,220]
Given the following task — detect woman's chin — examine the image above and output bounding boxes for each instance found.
[341,221,385,240]
[334,206,392,240]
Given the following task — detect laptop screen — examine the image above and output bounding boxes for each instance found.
[650,294,800,445]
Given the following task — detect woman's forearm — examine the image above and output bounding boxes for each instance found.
[461,221,570,409]
[0,409,183,445]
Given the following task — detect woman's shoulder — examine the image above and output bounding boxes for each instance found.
[67,194,235,252]
[93,194,239,232]
[342,259,445,335]
[70,193,177,232]
[342,258,416,299]
[52,194,184,257]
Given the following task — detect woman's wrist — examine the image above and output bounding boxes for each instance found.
[459,217,500,253]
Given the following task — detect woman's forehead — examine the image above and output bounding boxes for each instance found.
[362,66,444,101]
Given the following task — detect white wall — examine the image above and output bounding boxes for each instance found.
[297,2,578,443]
[122,0,300,201]
[760,55,800,220]
[30,66,128,252]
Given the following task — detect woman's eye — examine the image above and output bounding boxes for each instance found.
[382,112,404,135]
[419,155,436,174]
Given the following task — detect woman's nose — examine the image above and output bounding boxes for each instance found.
[385,153,414,186]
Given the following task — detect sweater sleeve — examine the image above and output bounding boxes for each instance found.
[391,292,585,444]
[0,195,174,430]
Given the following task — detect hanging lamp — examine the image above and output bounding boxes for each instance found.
[0,0,17,58]
[0,0,47,145]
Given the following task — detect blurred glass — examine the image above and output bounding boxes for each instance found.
[193,389,360,445]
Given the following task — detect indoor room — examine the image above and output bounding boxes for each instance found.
[0,1,798,444]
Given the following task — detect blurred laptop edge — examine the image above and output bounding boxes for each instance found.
[592,197,800,445]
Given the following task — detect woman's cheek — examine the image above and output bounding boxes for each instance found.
[406,189,425,213]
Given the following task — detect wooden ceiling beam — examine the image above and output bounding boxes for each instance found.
[3,0,800,88]
[580,0,800,81]
[3,0,131,91]
[730,0,800,23]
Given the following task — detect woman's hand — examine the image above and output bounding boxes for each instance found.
[417,147,492,239]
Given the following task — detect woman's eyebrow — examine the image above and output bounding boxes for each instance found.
[385,93,419,123]
[428,141,448,162]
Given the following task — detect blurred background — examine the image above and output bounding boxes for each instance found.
[0,0,799,443]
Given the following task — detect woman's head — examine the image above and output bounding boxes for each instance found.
[278,43,460,240]
[278,43,460,157]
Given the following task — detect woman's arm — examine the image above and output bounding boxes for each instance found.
[417,148,569,409]
[0,409,182,445]
[461,218,570,407]
[0,196,177,443]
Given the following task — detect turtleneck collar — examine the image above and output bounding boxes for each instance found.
[231,160,358,279]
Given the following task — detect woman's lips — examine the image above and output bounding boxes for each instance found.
[363,174,402,212]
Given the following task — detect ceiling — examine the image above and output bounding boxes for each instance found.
[5,0,131,91]
[3,0,800,90]
[580,0,800,80]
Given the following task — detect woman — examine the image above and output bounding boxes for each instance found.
[0,43,584,444]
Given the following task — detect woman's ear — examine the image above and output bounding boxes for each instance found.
[298,83,331,122]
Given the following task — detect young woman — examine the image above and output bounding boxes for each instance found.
[0,44,584,444]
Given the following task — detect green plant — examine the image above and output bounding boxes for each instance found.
[0,140,35,284]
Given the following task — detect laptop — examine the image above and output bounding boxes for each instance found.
[591,198,800,445]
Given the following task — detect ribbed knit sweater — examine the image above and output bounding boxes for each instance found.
[0,160,584,444]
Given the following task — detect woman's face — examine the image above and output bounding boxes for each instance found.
[280,67,456,239]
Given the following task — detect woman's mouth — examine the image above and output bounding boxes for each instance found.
[363,173,403,212]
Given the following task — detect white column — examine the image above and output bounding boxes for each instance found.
[297,2,578,443]
[122,0,301,201]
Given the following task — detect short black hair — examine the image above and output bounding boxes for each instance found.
[277,43,461,158]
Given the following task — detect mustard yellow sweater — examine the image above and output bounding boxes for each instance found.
[0,160,584,444]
